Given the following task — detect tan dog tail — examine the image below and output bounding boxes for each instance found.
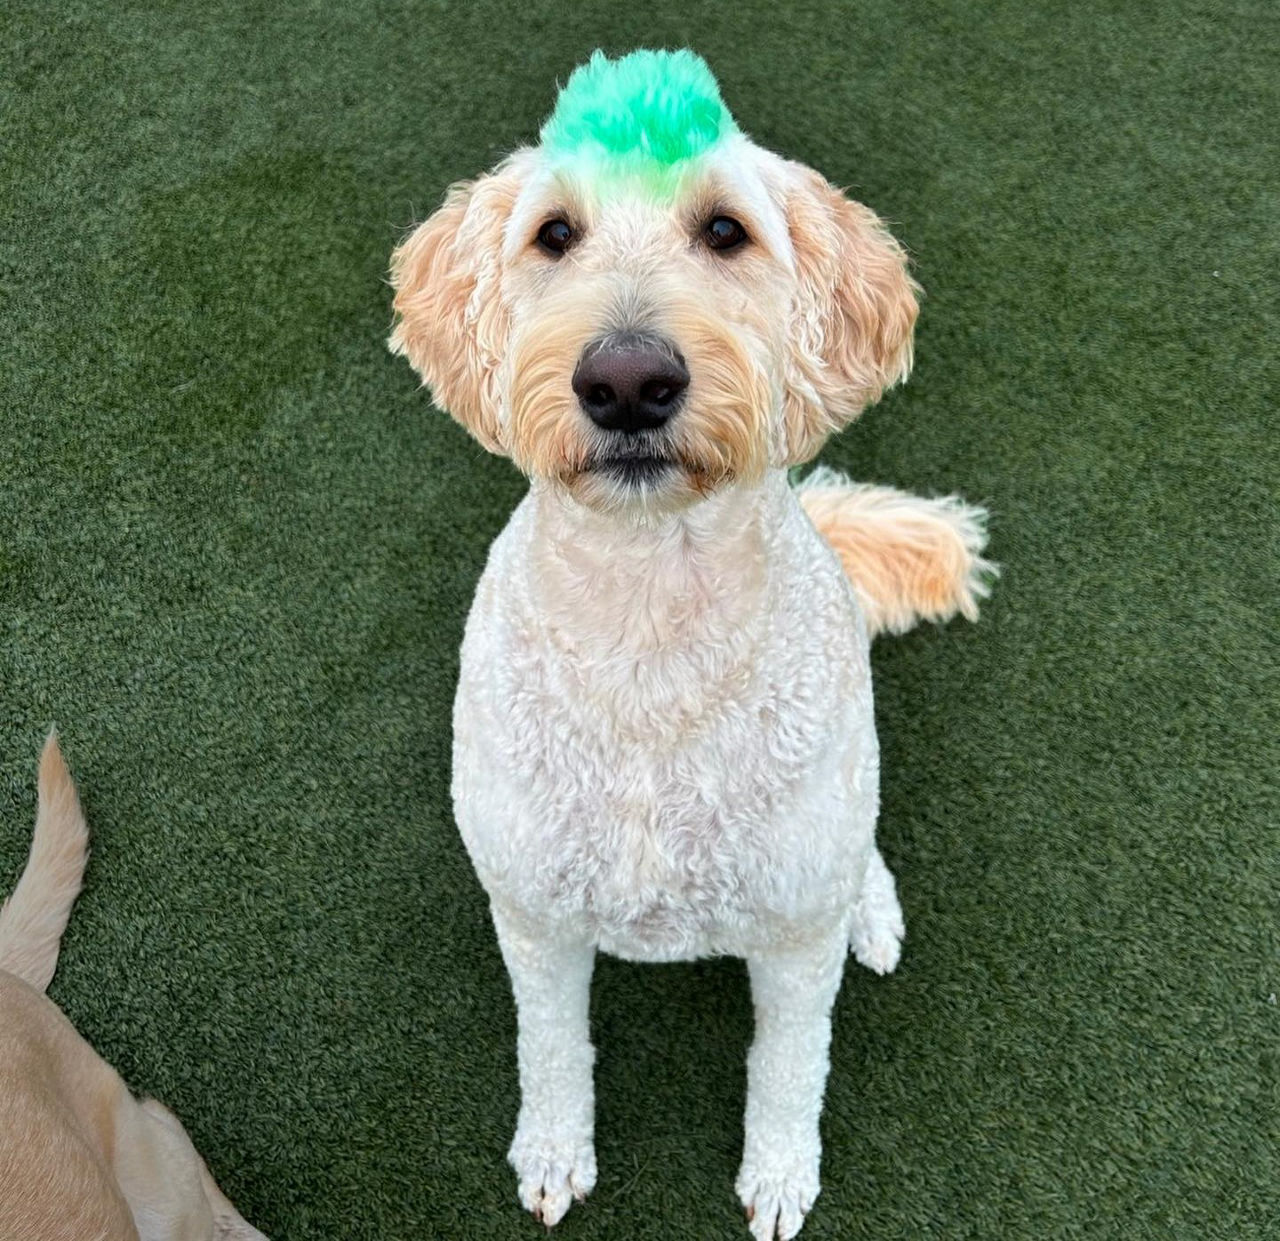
[0,732,89,992]
[796,466,997,639]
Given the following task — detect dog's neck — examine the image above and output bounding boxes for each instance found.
[524,470,791,660]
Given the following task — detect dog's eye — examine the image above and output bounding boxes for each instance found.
[536,218,575,256]
[703,216,748,252]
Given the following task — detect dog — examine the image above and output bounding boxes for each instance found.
[389,49,993,1239]
[0,733,267,1241]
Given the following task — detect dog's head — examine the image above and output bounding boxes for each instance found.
[390,49,918,513]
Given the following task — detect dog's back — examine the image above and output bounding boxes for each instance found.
[0,971,142,1239]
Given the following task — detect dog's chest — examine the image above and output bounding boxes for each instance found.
[452,523,877,960]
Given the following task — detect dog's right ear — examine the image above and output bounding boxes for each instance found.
[389,171,519,454]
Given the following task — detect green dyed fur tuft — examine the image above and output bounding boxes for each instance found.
[540,49,738,187]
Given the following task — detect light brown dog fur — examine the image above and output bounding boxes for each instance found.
[0,735,266,1241]
[796,468,993,637]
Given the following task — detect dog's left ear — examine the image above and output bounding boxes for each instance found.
[780,166,920,463]
[388,169,520,454]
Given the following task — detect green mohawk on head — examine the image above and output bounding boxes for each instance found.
[540,49,739,196]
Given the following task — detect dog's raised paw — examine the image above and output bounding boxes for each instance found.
[737,1164,820,1240]
[508,1134,597,1227]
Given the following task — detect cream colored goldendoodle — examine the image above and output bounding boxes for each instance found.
[390,49,994,1240]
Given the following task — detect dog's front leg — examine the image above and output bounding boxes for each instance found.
[736,933,849,1241]
[491,903,597,1226]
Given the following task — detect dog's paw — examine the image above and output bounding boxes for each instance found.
[851,917,903,975]
[737,1160,820,1241]
[850,849,905,976]
[850,896,904,975]
[508,1132,597,1227]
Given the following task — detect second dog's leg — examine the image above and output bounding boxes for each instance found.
[736,932,848,1241]
[491,904,597,1227]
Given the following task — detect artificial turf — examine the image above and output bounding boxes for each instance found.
[2,2,1276,1237]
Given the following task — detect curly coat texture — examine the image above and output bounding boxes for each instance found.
[389,49,992,1241]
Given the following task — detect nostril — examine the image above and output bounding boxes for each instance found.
[642,381,675,407]
[586,383,614,409]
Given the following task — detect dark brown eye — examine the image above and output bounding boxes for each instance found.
[536,218,574,255]
[704,215,748,252]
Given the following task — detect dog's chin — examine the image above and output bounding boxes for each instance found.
[563,452,723,513]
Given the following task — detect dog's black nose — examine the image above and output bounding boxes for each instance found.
[572,336,689,433]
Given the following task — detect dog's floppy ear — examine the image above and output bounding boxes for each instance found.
[388,170,519,453]
[781,166,920,463]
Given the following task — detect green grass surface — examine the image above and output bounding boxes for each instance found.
[2,2,1276,1237]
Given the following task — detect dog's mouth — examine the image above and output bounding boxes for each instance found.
[581,453,677,486]
[559,434,731,505]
